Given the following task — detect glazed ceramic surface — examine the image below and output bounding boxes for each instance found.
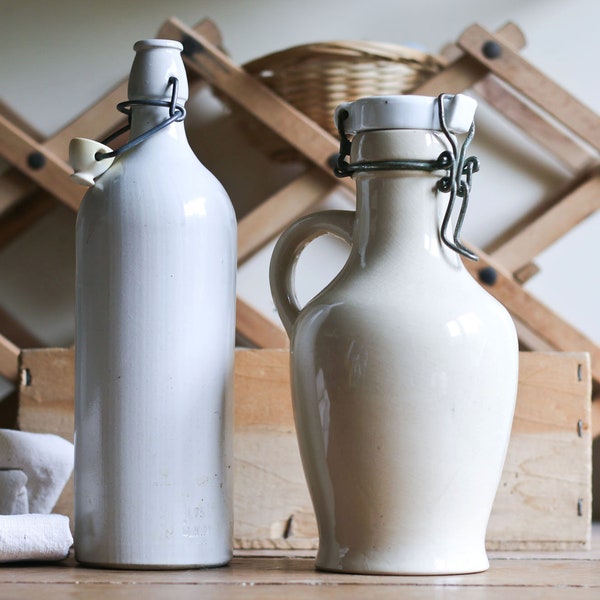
[74,40,237,568]
[270,95,518,575]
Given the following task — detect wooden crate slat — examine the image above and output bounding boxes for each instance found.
[17,347,592,550]
[486,351,591,550]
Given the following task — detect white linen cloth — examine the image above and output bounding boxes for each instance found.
[0,429,74,561]
[0,469,28,514]
[0,514,73,562]
[0,429,73,514]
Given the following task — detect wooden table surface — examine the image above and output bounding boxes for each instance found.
[2,524,599,599]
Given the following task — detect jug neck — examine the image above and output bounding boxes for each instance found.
[350,129,462,266]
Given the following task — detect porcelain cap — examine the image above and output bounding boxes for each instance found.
[335,94,477,135]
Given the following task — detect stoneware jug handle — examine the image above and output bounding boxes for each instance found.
[269,210,354,337]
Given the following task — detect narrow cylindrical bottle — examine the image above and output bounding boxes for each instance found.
[74,40,236,568]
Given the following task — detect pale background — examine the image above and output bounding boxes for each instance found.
[1,0,599,514]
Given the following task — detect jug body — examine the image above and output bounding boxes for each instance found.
[270,95,518,575]
[74,40,237,568]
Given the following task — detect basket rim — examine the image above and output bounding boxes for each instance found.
[245,40,446,75]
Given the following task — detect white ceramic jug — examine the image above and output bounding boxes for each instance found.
[72,40,237,568]
[270,94,518,575]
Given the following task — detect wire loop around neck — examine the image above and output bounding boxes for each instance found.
[95,76,186,161]
[334,94,479,261]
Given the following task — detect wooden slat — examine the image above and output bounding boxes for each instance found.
[592,400,600,438]
[487,352,591,550]
[18,348,592,550]
[414,22,525,96]
[474,76,596,173]
[464,249,600,384]
[157,18,351,190]
[458,24,600,152]
[0,18,222,217]
[43,82,128,160]
[0,332,20,381]
[492,174,600,270]
[238,167,338,263]
[0,99,44,142]
[236,298,288,349]
[437,24,595,172]
[0,114,82,210]
[0,170,37,216]
[0,305,42,349]
[0,191,57,250]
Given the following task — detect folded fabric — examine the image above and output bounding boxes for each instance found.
[0,514,73,562]
[0,430,73,513]
[0,469,28,514]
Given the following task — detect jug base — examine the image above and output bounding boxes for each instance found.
[315,548,490,576]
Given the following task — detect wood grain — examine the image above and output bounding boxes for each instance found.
[0,527,598,599]
[17,348,592,550]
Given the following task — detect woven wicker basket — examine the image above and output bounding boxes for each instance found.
[244,40,446,138]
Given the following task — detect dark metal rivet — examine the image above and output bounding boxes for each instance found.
[478,266,498,286]
[182,36,202,57]
[327,153,340,170]
[482,40,502,59]
[27,151,46,170]
[20,368,32,386]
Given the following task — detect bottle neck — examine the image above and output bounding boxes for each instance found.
[128,104,185,140]
[127,40,188,142]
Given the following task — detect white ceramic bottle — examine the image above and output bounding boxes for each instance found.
[73,40,237,568]
[270,94,518,575]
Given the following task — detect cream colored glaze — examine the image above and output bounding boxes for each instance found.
[270,120,518,575]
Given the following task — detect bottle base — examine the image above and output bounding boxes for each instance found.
[75,553,232,571]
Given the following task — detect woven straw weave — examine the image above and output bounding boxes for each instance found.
[245,40,445,137]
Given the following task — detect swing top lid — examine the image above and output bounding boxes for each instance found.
[335,94,477,135]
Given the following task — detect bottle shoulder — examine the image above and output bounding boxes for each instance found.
[294,261,514,334]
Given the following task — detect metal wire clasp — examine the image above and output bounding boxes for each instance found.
[334,94,479,261]
[95,76,187,161]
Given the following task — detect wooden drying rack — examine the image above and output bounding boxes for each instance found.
[0,17,598,436]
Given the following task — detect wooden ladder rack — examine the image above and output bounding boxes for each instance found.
[0,17,598,437]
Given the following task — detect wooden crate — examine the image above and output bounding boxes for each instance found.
[18,348,591,550]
